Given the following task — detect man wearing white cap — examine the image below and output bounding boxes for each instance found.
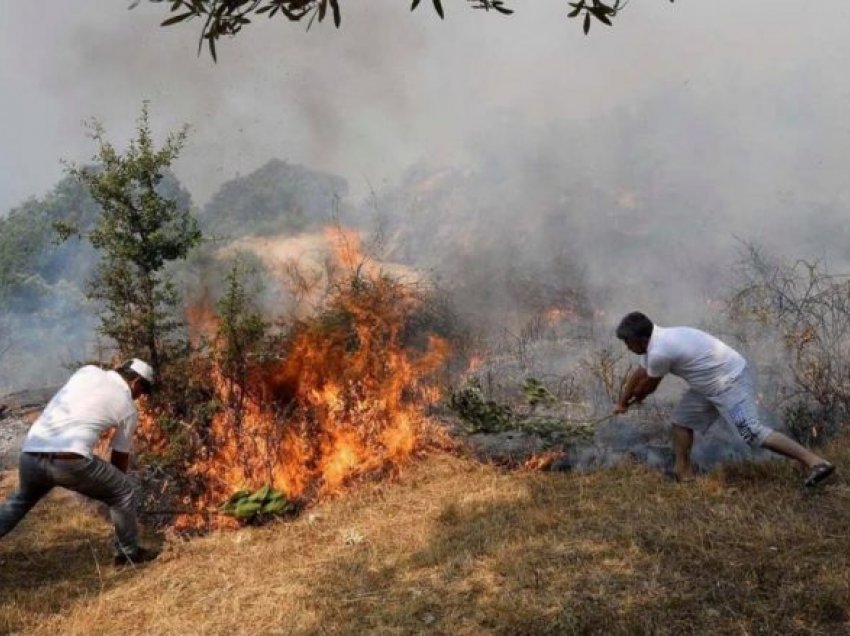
[0,359,158,566]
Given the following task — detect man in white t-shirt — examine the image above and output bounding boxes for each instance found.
[614,311,835,487]
[0,359,158,566]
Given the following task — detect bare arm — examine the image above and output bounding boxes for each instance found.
[614,366,662,413]
[111,449,130,473]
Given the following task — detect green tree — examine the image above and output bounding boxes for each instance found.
[146,0,672,61]
[215,257,270,477]
[200,158,347,238]
[0,178,95,312]
[217,257,268,389]
[61,103,202,372]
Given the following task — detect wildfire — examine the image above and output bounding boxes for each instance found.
[465,354,484,374]
[523,450,568,471]
[140,227,451,530]
[544,305,582,327]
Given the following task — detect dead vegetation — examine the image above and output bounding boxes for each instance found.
[131,231,462,532]
[4,230,850,634]
[729,243,850,445]
[2,434,849,635]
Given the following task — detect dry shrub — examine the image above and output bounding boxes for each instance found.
[728,243,850,444]
[4,436,850,635]
[136,266,459,531]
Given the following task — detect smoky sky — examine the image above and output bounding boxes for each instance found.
[3,0,850,370]
[2,1,850,213]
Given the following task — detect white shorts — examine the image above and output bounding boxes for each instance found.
[671,366,773,447]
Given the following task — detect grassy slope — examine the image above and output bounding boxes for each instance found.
[2,439,850,636]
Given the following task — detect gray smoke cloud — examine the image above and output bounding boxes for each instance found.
[3,0,850,395]
[3,1,847,212]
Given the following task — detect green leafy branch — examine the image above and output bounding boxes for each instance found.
[449,377,594,440]
[568,0,622,35]
[145,0,675,60]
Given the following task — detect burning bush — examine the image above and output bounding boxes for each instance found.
[138,249,456,530]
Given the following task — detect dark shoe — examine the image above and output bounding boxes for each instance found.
[804,463,835,488]
[113,546,159,567]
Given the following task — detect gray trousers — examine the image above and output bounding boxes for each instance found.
[0,452,138,554]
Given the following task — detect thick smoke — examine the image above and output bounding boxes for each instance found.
[3,1,850,213]
[3,0,850,414]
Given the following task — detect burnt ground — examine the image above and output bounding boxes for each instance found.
[453,405,785,475]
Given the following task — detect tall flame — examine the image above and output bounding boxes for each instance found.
[140,228,451,529]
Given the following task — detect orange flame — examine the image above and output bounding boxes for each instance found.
[141,229,451,530]
[545,306,580,326]
[185,291,218,345]
[523,450,568,471]
[465,354,484,374]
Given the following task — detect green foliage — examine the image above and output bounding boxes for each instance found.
[522,377,557,408]
[144,414,192,469]
[155,346,218,419]
[0,176,104,387]
[449,378,516,433]
[0,177,100,312]
[220,485,297,522]
[567,0,625,34]
[65,103,202,371]
[216,257,269,386]
[148,0,672,60]
[449,376,595,439]
[200,159,347,239]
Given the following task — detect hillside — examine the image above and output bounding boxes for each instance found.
[1,437,848,635]
[199,159,349,239]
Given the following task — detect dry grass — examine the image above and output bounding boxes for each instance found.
[2,438,850,635]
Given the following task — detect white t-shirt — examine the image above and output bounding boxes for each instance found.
[22,366,139,457]
[640,325,746,396]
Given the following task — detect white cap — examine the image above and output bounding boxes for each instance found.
[129,358,155,385]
